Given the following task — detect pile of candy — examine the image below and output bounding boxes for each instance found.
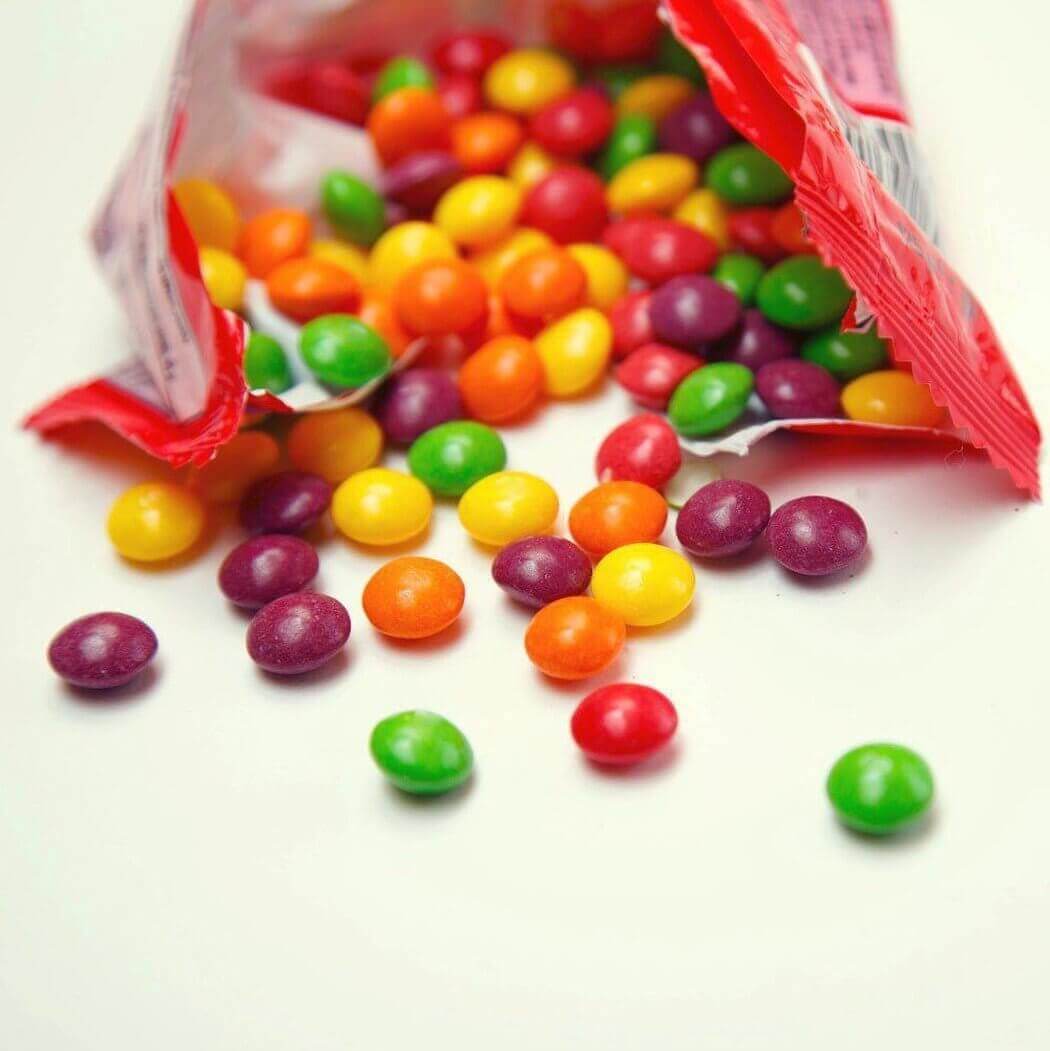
[46,24,939,836]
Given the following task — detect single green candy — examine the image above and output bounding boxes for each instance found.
[826,743,934,836]
[756,256,853,330]
[299,315,391,389]
[712,253,765,306]
[705,143,793,206]
[668,362,754,437]
[801,326,889,381]
[243,331,293,393]
[598,113,657,180]
[321,170,386,247]
[370,710,474,796]
[591,63,649,99]
[372,56,434,101]
[407,420,507,497]
[657,29,706,86]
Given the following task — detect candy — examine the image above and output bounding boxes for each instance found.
[268,61,370,125]
[48,612,158,690]
[451,111,525,174]
[321,170,386,246]
[717,308,794,370]
[373,56,435,101]
[606,217,718,284]
[566,244,629,310]
[237,208,311,278]
[367,87,451,165]
[569,480,667,556]
[649,274,742,348]
[673,188,731,251]
[107,482,205,562]
[246,591,351,675]
[668,362,754,438]
[370,710,474,795]
[658,94,734,163]
[434,175,522,247]
[310,239,370,284]
[756,256,852,330]
[530,88,614,157]
[368,221,458,294]
[218,534,319,609]
[524,596,626,680]
[608,289,655,359]
[287,408,383,484]
[595,413,682,487]
[590,542,695,627]
[571,683,677,765]
[598,113,656,180]
[243,332,293,393]
[190,430,280,503]
[766,495,867,576]
[458,335,544,423]
[800,327,889,382]
[656,28,705,84]
[521,166,608,244]
[535,308,612,396]
[606,153,698,214]
[299,315,392,388]
[616,74,693,122]
[393,258,488,336]
[265,257,360,323]
[382,152,463,214]
[436,73,484,120]
[483,48,576,115]
[769,201,813,254]
[841,370,945,427]
[331,468,433,545]
[546,0,661,62]
[240,471,332,535]
[712,253,765,304]
[506,141,560,187]
[199,247,246,311]
[826,743,934,836]
[471,227,553,287]
[675,479,771,557]
[491,536,592,608]
[432,28,511,77]
[614,343,700,410]
[408,420,507,497]
[705,143,793,206]
[458,470,559,546]
[500,247,587,322]
[363,556,465,638]
[373,367,462,444]
[173,177,240,252]
[755,358,840,418]
[728,207,786,263]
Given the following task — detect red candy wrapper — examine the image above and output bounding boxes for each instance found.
[24,0,1042,493]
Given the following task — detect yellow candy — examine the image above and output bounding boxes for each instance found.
[673,188,731,250]
[368,222,458,294]
[434,176,522,248]
[535,308,612,397]
[841,370,945,428]
[607,154,699,214]
[484,49,576,115]
[507,141,559,187]
[472,227,553,288]
[107,482,206,562]
[591,543,695,627]
[616,75,694,122]
[199,247,247,311]
[189,431,280,504]
[331,468,432,545]
[566,244,629,310]
[173,177,240,252]
[288,408,383,484]
[310,239,370,285]
[458,471,559,546]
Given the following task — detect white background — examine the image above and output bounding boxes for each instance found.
[2,2,1049,1048]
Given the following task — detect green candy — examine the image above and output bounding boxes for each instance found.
[826,743,934,836]
[668,362,754,437]
[705,143,793,205]
[407,421,507,497]
[299,315,391,389]
[321,170,386,247]
[756,256,853,330]
[712,253,765,306]
[243,331,293,393]
[591,63,648,99]
[370,710,474,796]
[801,326,889,381]
[657,29,706,86]
[598,114,657,180]
[372,56,434,101]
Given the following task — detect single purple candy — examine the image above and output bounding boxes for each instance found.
[492,536,592,609]
[649,275,741,350]
[246,591,351,675]
[240,471,332,535]
[382,151,463,213]
[767,496,867,576]
[676,479,771,558]
[218,534,320,609]
[48,612,158,689]
[372,367,462,445]
[658,95,735,163]
[718,309,795,370]
[756,358,841,419]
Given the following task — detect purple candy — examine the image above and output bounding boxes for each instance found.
[649,275,741,350]
[756,359,841,419]
[767,496,867,576]
[382,151,463,213]
[658,95,735,163]
[219,534,320,609]
[240,471,332,535]
[48,612,158,689]
[246,591,351,675]
[492,536,592,609]
[718,309,795,370]
[676,480,771,558]
[372,368,462,445]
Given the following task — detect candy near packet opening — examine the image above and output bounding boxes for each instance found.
[22,0,1041,492]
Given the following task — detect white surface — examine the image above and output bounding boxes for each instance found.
[2,2,1050,1049]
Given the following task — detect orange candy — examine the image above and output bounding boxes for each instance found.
[484,292,518,339]
[458,335,545,423]
[362,557,465,639]
[524,596,626,680]
[451,112,525,174]
[358,293,412,358]
[237,208,311,278]
[393,258,489,336]
[499,248,587,322]
[367,87,452,166]
[770,202,814,255]
[265,257,360,323]
[568,481,668,556]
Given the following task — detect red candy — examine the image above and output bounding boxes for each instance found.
[546,0,662,62]
[437,73,484,120]
[431,29,511,77]
[571,683,678,765]
[606,217,719,284]
[770,201,815,255]
[595,413,682,489]
[728,207,788,263]
[530,89,615,157]
[614,343,700,409]
[267,61,370,126]
[521,167,609,244]
[608,290,656,361]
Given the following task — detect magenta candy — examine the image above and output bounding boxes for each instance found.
[756,359,841,418]
[240,471,332,535]
[246,591,351,674]
[530,88,614,157]
[658,95,735,163]
[382,151,463,213]
[48,612,158,690]
[436,73,484,120]
[609,290,655,361]
[492,536,592,608]
[614,343,700,409]
[606,218,719,284]
[718,308,795,370]
[767,496,867,576]
[676,480,771,558]
[372,367,462,445]
[596,413,682,489]
[218,534,320,609]
[649,275,742,349]
[521,167,609,243]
